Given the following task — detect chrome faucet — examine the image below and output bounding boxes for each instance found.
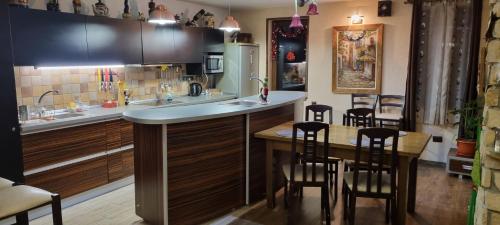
[38,90,60,105]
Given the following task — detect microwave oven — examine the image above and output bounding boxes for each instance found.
[204,55,223,74]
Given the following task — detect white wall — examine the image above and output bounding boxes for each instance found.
[234,0,456,163]
[26,0,228,24]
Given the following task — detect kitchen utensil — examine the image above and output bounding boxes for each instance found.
[188,82,203,96]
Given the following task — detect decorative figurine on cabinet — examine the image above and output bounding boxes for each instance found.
[122,0,131,19]
[46,0,60,12]
[93,0,109,17]
[137,12,146,21]
[148,0,156,15]
[203,12,215,28]
[73,0,82,14]
[8,0,29,8]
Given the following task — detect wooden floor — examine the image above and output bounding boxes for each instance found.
[30,162,471,225]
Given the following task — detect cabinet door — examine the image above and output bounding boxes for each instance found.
[203,29,225,53]
[86,17,142,65]
[141,22,175,64]
[173,27,203,63]
[10,8,88,66]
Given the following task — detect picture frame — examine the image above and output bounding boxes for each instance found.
[332,24,384,94]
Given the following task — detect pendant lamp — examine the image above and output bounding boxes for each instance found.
[220,0,240,32]
[307,0,319,15]
[148,3,176,25]
[290,0,303,29]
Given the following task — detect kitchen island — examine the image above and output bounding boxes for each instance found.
[123,91,306,225]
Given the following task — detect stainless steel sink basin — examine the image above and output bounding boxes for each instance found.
[135,100,184,106]
[225,100,259,107]
[52,113,85,119]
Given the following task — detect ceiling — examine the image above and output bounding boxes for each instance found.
[181,0,350,10]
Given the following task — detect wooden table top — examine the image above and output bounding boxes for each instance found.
[254,121,431,157]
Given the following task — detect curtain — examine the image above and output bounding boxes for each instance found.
[404,0,478,130]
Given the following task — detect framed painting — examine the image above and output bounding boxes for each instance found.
[332,24,384,94]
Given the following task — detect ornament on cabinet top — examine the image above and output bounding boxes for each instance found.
[123,0,131,19]
[8,0,29,8]
[73,0,82,14]
[93,0,109,17]
[137,12,146,22]
[46,0,60,12]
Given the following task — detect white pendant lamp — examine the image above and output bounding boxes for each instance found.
[148,4,176,25]
[219,0,240,32]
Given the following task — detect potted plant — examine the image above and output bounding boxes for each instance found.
[450,100,483,158]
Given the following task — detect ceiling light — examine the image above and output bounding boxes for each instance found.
[219,0,241,32]
[148,4,176,25]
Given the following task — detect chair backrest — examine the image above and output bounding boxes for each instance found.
[352,128,399,196]
[290,122,330,186]
[352,94,378,109]
[345,108,375,127]
[378,95,405,114]
[306,103,333,124]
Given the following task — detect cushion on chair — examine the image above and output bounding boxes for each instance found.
[282,163,326,182]
[0,178,14,189]
[344,171,392,194]
[0,185,53,219]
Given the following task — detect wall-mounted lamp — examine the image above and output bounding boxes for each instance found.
[348,13,364,25]
[495,128,500,153]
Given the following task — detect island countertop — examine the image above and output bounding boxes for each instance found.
[123,91,307,125]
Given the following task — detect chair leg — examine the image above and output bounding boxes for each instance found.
[348,192,356,225]
[385,198,390,224]
[322,186,331,225]
[329,163,334,187]
[16,212,29,225]
[51,194,63,225]
[284,178,289,209]
[334,162,338,204]
[391,197,397,225]
[343,183,348,221]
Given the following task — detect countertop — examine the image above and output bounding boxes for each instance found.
[21,94,237,135]
[123,91,307,125]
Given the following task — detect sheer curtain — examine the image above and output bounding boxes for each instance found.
[415,0,474,125]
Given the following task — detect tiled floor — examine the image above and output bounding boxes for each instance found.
[31,163,471,225]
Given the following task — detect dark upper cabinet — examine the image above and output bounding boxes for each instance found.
[173,27,203,63]
[141,22,175,64]
[86,17,142,65]
[9,7,88,66]
[202,29,225,53]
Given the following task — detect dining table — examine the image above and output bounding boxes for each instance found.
[254,121,431,225]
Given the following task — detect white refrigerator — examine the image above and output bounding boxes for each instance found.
[217,43,259,97]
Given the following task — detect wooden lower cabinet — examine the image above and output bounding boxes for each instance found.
[25,156,109,198]
[108,149,134,182]
[22,119,135,198]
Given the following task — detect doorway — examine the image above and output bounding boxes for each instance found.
[266,17,309,91]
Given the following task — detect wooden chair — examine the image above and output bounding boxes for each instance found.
[345,108,376,128]
[305,103,341,202]
[377,95,405,129]
[0,178,63,225]
[343,128,399,225]
[352,94,378,109]
[282,122,331,225]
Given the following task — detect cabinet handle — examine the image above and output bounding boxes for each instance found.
[12,126,17,132]
[462,165,472,171]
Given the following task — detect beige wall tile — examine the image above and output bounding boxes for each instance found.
[71,75,80,84]
[20,76,31,87]
[21,87,33,97]
[31,76,41,86]
[53,95,63,105]
[22,97,33,105]
[33,86,43,96]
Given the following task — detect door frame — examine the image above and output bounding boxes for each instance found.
[266,16,310,91]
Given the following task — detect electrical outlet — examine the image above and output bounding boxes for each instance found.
[432,136,443,143]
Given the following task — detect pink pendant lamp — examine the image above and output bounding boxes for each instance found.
[290,0,303,28]
[307,0,319,15]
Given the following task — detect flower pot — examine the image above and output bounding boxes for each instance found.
[456,139,476,158]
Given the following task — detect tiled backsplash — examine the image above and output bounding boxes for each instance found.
[15,65,187,109]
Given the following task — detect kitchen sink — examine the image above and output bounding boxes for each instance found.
[134,100,184,106]
[52,113,86,119]
[225,100,259,107]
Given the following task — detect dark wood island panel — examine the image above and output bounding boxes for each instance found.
[167,115,246,225]
[248,105,295,203]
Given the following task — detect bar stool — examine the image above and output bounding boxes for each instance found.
[0,179,62,225]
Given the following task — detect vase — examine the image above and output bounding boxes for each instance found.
[93,0,110,17]
[47,0,60,12]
